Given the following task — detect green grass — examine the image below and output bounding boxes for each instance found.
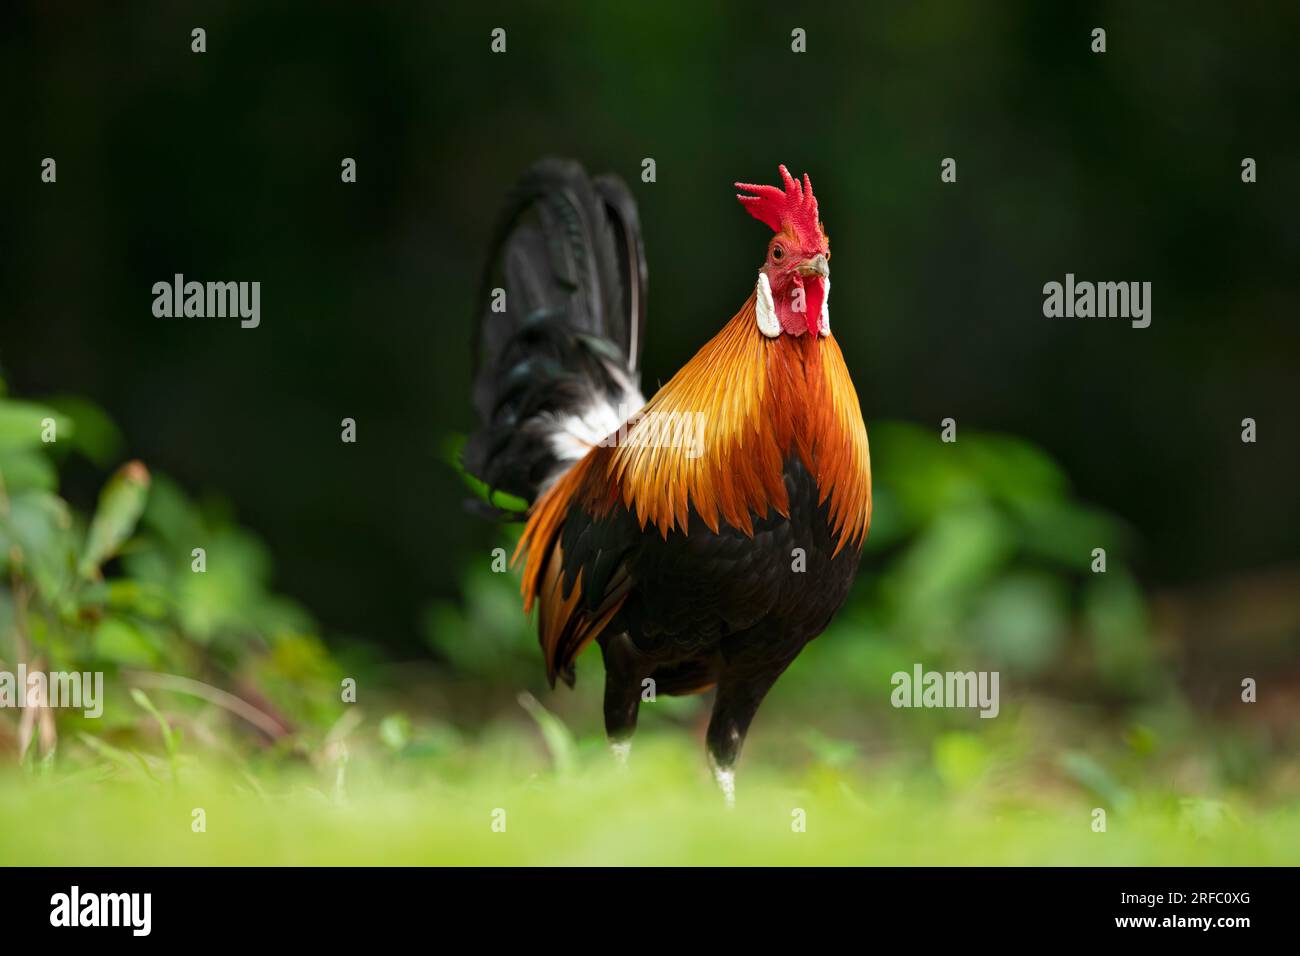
[9,389,1291,866]
[3,736,1296,866]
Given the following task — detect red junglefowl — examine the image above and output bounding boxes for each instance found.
[465,160,870,802]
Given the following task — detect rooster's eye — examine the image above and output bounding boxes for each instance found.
[771,245,784,262]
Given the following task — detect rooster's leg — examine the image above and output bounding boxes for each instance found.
[705,665,789,806]
[599,633,648,767]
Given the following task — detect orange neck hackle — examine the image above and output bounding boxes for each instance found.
[515,292,872,611]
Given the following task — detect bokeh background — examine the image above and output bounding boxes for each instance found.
[0,2,1297,863]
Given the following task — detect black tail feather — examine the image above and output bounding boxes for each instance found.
[465,159,648,507]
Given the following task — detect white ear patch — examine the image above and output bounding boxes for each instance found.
[755,273,780,337]
[819,277,831,336]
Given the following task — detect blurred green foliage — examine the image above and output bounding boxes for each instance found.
[0,378,342,771]
[0,381,1294,864]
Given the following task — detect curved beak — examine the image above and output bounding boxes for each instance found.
[796,253,830,278]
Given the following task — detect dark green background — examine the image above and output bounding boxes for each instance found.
[3,2,1297,653]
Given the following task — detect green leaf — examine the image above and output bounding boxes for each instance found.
[103,579,172,619]
[517,691,576,776]
[1060,751,1134,813]
[442,433,529,514]
[79,461,151,578]
[130,688,178,759]
[95,616,162,667]
[0,400,71,451]
[42,396,124,467]
[78,732,160,783]
[0,449,58,493]
[0,489,77,601]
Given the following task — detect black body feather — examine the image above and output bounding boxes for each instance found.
[563,455,860,677]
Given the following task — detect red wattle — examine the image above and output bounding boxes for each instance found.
[803,277,826,335]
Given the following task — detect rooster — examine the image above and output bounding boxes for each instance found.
[466,160,870,801]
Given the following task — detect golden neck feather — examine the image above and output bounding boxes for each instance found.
[516,292,872,608]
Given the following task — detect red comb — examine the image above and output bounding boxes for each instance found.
[735,164,822,245]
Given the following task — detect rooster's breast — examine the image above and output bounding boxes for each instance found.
[599,454,862,672]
